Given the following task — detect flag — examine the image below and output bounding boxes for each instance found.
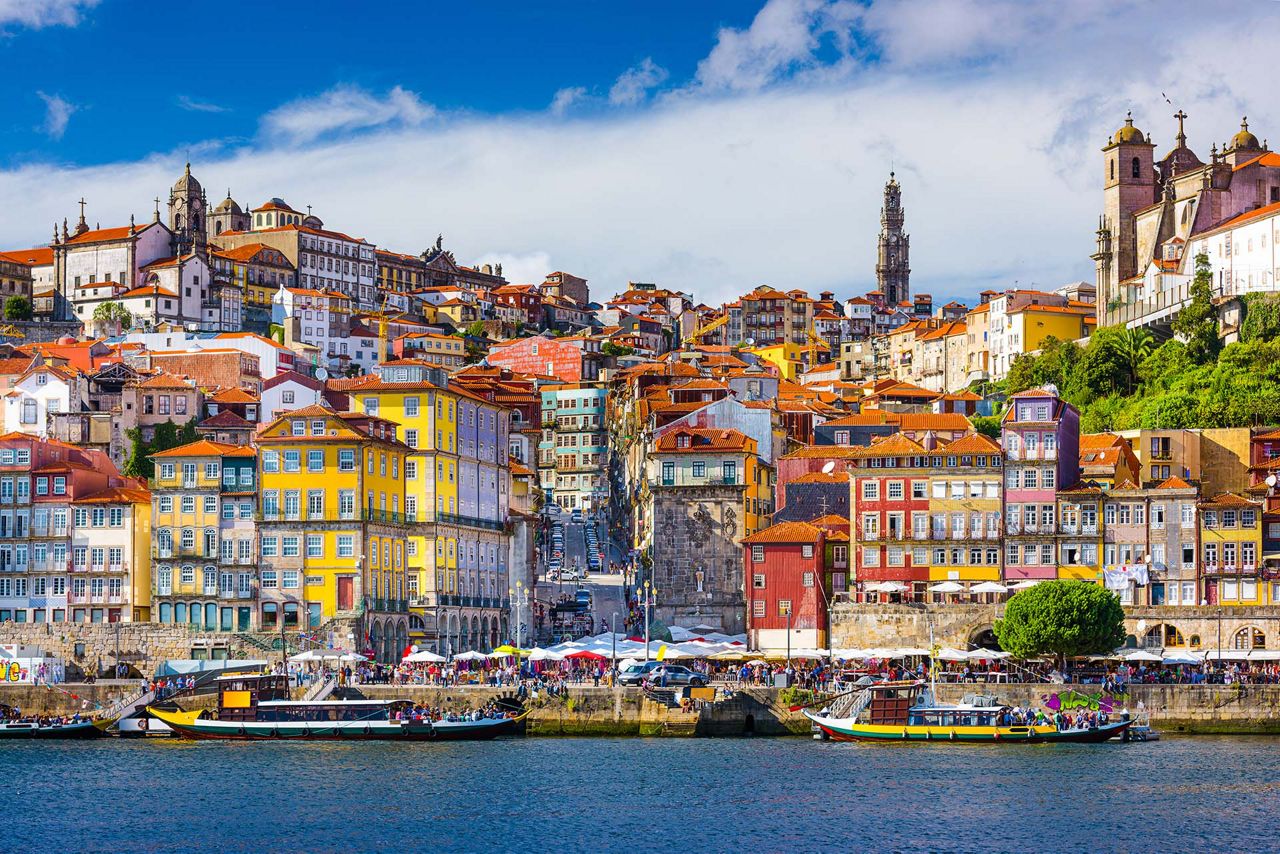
[656,644,667,662]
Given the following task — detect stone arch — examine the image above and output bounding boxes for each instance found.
[1232,626,1266,650]
[370,620,383,662]
[480,616,490,652]
[967,625,1000,651]
[1144,624,1184,648]
[460,615,470,651]
[396,621,408,659]
[470,616,480,651]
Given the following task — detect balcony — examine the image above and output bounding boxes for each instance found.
[436,513,505,532]
[650,475,742,488]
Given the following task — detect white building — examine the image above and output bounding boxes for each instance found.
[3,364,87,436]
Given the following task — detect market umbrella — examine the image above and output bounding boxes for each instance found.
[935,648,971,661]
[564,650,607,661]
[831,648,870,659]
[489,644,530,657]
[928,581,964,594]
[970,581,1008,594]
[1007,579,1041,590]
[968,647,1010,660]
[871,581,908,593]
[527,647,563,662]
[1123,650,1163,662]
[1162,651,1203,665]
[403,650,446,663]
[452,651,489,661]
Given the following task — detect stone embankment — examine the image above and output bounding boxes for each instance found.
[2,681,1279,734]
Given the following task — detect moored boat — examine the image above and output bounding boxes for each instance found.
[147,673,524,741]
[0,718,114,739]
[805,680,1132,744]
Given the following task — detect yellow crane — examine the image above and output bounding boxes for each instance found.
[682,312,728,348]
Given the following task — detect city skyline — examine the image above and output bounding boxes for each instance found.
[0,1,1276,309]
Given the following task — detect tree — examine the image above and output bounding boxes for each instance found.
[1115,327,1154,393]
[3,296,31,322]
[122,418,200,479]
[601,341,635,358]
[463,320,487,339]
[1005,354,1038,395]
[92,301,132,336]
[1240,292,1280,343]
[994,580,1126,667]
[970,414,1001,439]
[1171,252,1220,364]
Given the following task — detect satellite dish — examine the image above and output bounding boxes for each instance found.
[821,461,836,474]
[745,338,755,346]
[1135,619,1147,634]
[315,367,330,381]
[1267,474,1277,488]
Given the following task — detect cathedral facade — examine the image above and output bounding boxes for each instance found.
[1094,111,1280,329]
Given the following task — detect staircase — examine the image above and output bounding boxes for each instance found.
[825,688,872,721]
[644,687,682,709]
[103,685,155,721]
[303,676,336,701]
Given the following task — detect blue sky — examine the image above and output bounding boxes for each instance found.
[0,1,1273,307]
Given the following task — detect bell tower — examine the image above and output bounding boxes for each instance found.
[168,162,207,255]
[1098,112,1156,322]
[875,172,910,307]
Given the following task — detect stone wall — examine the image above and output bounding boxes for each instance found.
[0,622,287,678]
[829,602,1280,652]
[650,485,747,634]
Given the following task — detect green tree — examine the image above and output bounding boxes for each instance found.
[92,301,132,336]
[1115,327,1154,393]
[601,341,635,358]
[3,296,31,322]
[1240,292,1280,343]
[1005,354,1038,395]
[1171,252,1220,364]
[970,414,1001,439]
[994,580,1126,667]
[122,418,200,480]
[463,320,487,339]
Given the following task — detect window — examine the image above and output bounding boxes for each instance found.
[338,449,356,471]
[887,481,904,501]
[861,481,879,501]
[306,535,323,558]
[284,451,300,472]
[778,599,792,616]
[307,450,324,472]
[282,536,300,557]
[801,544,814,559]
[752,573,765,588]
[751,545,764,563]
[262,451,279,473]
[753,600,765,618]
[337,535,354,557]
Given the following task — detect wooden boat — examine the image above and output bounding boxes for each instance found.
[805,681,1132,744]
[0,718,114,739]
[147,673,525,742]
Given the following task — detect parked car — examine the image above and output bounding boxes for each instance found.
[618,661,664,686]
[571,509,584,522]
[646,665,707,688]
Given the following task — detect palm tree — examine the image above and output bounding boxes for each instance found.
[1117,327,1154,392]
[92,301,133,337]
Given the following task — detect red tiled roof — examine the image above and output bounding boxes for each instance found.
[151,438,255,458]
[741,520,822,545]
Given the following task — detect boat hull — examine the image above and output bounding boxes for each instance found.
[147,707,524,742]
[0,719,112,740]
[804,712,1131,744]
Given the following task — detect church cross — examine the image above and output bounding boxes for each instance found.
[1174,109,1188,141]
[77,198,86,219]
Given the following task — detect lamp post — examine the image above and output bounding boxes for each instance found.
[509,581,530,675]
[641,580,658,663]
[611,610,619,682]
[782,601,793,665]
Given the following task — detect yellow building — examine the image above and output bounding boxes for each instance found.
[150,439,258,629]
[746,342,809,381]
[1056,484,1103,582]
[72,486,153,623]
[924,433,1004,585]
[1200,492,1267,606]
[351,362,514,656]
[256,405,411,659]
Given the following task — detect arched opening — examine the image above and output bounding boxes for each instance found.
[1131,156,1141,179]
[480,616,490,652]
[1110,159,1115,180]
[1144,624,1184,648]
[1189,634,1202,648]
[1232,626,1265,650]
[968,626,1001,651]
[471,616,480,651]
[743,713,755,735]
[370,620,382,662]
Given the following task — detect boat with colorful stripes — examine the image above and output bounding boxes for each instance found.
[805,681,1132,744]
[147,673,524,742]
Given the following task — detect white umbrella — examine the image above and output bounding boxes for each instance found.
[1007,579,1040,589]
[1248,649,1280,661]
[831,648,869,659]
[871,581,908,593]
[527,647,564,662]
[971,581,1008,594]
[288,650,325,662]
[935,647,971,661]
[968,647,1010,660]
[1123,650,1162,662]
[891,647,931,658]
[1162,651,1203,664]
[452,650,489,661]
[402,650,446,663]
[928,581,964,593]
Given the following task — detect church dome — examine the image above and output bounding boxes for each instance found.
[1231,117,1260,150]
[214,193,242,215]
[1113,112,1146,145]
[172,162,202,195]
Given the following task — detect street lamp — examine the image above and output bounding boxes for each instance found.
[641,580,658,663]
[509,581,530,674]
[781,600,793,665]
[611,610,619,681]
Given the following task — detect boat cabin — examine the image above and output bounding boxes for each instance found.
[865,682,924,725]
[217,673,291,722]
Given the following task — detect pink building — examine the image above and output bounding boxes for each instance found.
[1001,388,1080,580]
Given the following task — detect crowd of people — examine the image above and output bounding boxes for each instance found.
[391,701,517,724]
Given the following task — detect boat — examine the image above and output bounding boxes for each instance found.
[147,673,525,741]
[805,680,1132,744]
[0,718,114,739]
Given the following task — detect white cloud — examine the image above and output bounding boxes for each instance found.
[176,95,230,114]
[692,0,845,93]
[1,1,1277,312]
[261,84,435,145]
[0,0,96,30]
[36,91,76,140]
[550,86,587,117]
[609,58,669,106]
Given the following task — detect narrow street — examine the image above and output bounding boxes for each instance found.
[535,515,629,642]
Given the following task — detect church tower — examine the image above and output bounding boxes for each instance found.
[168,162,207,255]
[1095,112,1156,321]
[875,172,910,306]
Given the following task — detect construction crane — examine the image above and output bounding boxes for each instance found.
[801,327,830,370]
[681,312,728,348]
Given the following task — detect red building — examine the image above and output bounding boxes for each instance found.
[486,335,601,382]
[743,517,849,653]
[848,433,934,596]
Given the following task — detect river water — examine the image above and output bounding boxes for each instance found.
[7,736,1277,852]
